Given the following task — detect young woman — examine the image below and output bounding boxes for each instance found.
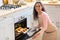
[32,2,57,40]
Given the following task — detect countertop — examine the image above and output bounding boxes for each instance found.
[0,2,35,17]
[0,1,60,17]
[41,1,60,6]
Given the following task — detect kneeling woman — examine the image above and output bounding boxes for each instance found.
[32,2,57,40]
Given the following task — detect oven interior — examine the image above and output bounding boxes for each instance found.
[14,18,28,40]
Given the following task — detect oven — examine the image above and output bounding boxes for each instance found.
[14,18,28,40]
[14,17,41,40]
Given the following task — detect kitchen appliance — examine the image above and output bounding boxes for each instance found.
[0,4,21,10]
[14,17,41,40]
[3,0,8,5]
[14,18,28,40]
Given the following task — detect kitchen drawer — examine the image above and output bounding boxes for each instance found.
[0,17,14,40]
[3,13,13,19]
[0,14,12,21]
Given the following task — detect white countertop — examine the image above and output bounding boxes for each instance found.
[0,2,35,17]
[41,1,60,6]
[0,1,60,17]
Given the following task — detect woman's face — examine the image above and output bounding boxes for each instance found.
[35,3,42,13]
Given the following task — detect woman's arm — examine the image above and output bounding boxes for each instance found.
[36,13,48,34]
[41,13,48,32]
[32,13,49,39]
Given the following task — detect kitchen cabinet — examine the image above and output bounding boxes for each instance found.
[0,14,14,40]
[0,18,5,40]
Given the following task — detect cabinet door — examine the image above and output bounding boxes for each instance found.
[0,19,5,40]
[0,18,14,40]
[27,13,33,28]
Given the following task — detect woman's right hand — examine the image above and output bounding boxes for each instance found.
[32,31,40,40]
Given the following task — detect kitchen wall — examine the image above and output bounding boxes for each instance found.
[44,5,60,28]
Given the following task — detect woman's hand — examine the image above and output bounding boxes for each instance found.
[32,29,44,40]
[32,32,40,40]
